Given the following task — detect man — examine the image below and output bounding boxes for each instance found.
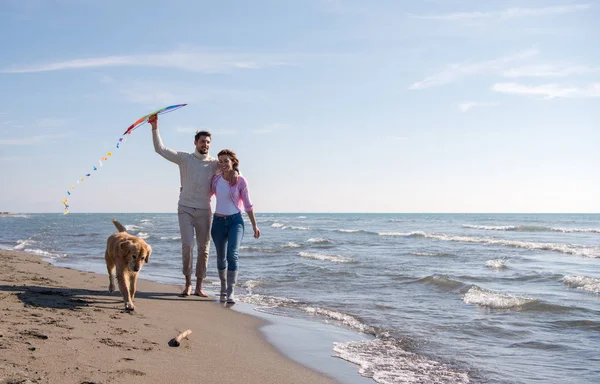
[149,114,236,297]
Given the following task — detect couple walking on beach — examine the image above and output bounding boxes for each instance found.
[149,115,260,304]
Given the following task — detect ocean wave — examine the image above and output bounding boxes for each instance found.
[242,279,264,294]
[282,242,301,248]
[241,293,301,308]
[14,239,36,250]
[137,232,150,240]
[416,275,467,292]
[159,236,181,241]
[486,258,507,270]
[271,222,285,228]
[463,224,600,233]
[284,225,311,231]
[380,231,600,258]
[306,237,334,244]
[298,251,355,264]
[463,286,536,309]
[240,246,280,254]
[410,252,450,257]
[335,229,378,235]
[125,224,143,231]
[302,307,375,334]
[333,338,470,384]
[562,276,600,294]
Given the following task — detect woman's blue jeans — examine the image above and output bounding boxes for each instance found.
[211,212,244,271]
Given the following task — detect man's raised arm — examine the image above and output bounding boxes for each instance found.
[149,115,183,164]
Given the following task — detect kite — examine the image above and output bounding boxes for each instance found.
[62,104,187,214]
[122,104,187,135]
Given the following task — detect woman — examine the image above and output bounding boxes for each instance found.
[210,149,260,303]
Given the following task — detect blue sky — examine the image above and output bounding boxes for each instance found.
[1,0,598,213]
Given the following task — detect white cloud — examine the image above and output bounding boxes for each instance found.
[415,4,591,21]
[503,64,600,77]
[409,50,538,89]
[252,123,290,135]
[459,101,498,112]
[1,49,293,74]
[491,82,600,99]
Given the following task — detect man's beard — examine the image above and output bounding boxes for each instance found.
[197,148,208,154]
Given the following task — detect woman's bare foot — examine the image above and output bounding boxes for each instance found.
[194,289,209,297]
[180,285,192,297]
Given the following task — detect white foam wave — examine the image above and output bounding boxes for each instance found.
[378,232,417,237]
[240,246,279,253]
[285,225,311,231]
[271,222,285,228]
[240,293,300,308]
[26,249,67,258]
[333,339,470,384]
[242,280,264,294]
[552,227,600,233]
[298,252,354,263]
[14,239,35,250]
[125,224,142,231]
[381,231,600,258]
[302,307,375,334]
[137,232,150,240]
[160,236,181,241]
[306,237,333,244]
[282,242,301,248]
[486,258,507,270]
[562,276,600,294]
[337,229,363,233]
[463,286,535,309]
[411,252,448,257]
[463,225,517,231]
[140,219,151,224]
[464,224,600,233]
[297,216,307,219]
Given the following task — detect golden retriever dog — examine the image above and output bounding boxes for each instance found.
[104,219,151,311]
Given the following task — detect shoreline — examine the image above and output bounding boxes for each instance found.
[0,249,361,384]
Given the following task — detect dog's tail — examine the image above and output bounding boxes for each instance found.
[112,219,127,233]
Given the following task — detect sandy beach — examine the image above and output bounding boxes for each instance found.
[0,250,338,384]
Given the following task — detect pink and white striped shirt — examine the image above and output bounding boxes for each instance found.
[210,174,254,213]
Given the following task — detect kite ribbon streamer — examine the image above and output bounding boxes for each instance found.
[62,103,187,214]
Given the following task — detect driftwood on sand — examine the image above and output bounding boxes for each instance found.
[168,329,192,347]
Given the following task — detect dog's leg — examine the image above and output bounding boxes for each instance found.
[129,273,137,301]
[117,272,134,311]
[105,251,116,293]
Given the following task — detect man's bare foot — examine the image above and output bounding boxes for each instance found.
[194,290,209,297]
[181,285,192,297]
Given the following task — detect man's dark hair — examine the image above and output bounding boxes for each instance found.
[195,130,212,141]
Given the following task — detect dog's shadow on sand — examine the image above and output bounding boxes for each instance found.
[0,284,212,311]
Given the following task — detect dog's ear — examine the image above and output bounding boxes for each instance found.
[120,240,130,253]
[144,245,152,263]
[120,241,137,256]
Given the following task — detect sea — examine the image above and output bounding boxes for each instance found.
[1,213,599,384]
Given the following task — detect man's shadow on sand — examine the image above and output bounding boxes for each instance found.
[0,284,213,311]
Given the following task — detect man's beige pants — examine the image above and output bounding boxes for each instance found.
[177,205,212,279]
